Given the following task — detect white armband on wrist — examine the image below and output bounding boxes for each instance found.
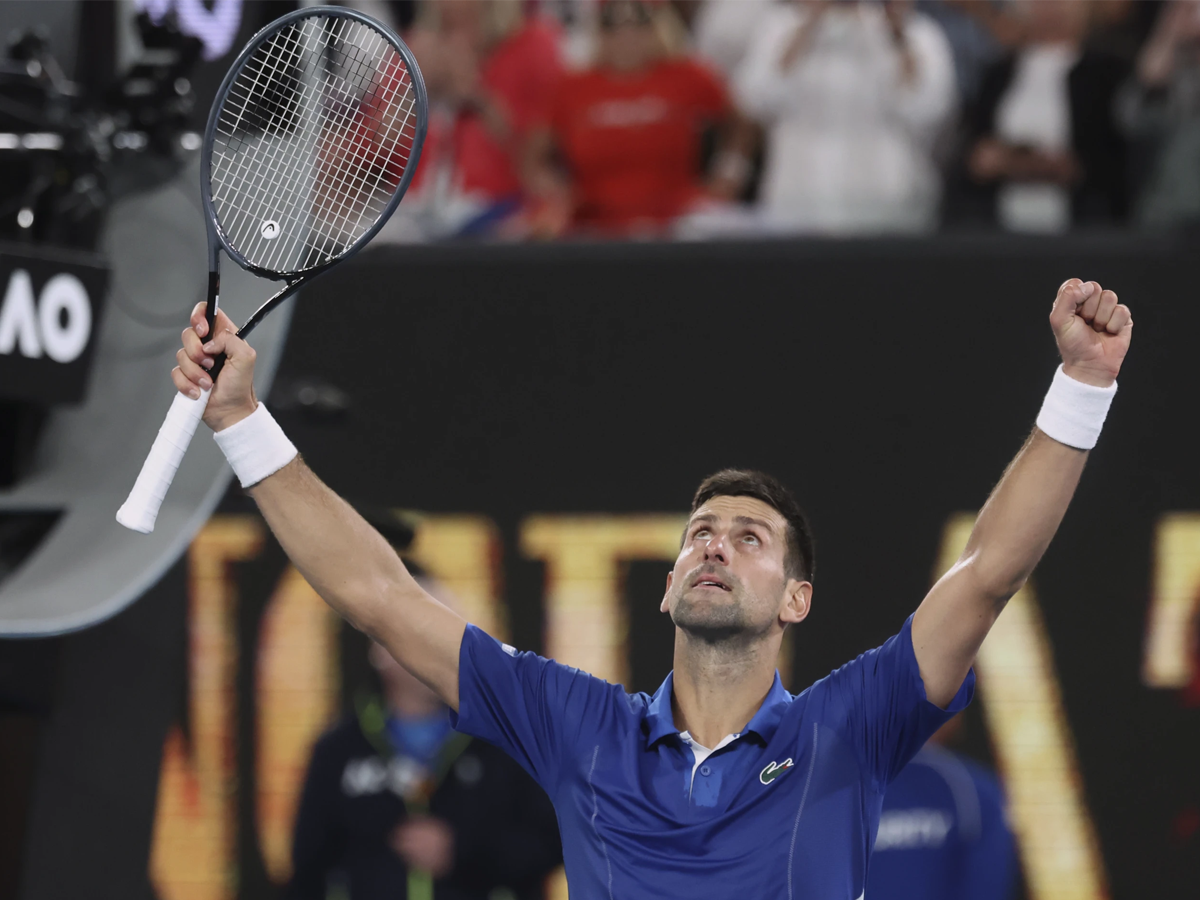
[1035,365,1116,450]
[213,403,298,487]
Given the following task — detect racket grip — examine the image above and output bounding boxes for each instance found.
[116,389,211,533]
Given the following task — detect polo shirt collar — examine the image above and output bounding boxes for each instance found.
[644,670,791,748]
[645,672,680,747]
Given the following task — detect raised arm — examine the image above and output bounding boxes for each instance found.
[174,303,466,708]
[912,279,1133,706]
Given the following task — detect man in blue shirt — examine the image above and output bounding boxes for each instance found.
[171,277,1131,897]
[867,718,1017,900]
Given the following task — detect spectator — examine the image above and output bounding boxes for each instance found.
[523,0,754,237]
[866,715,1018,900]
[734,0,956,235]
[919,0,1017,107]
[965,0,1131,233]
[1119,0,1200,228]
[387,0,565,239]
[286,529,562,900]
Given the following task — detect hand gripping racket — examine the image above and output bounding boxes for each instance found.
[117,7,427,533]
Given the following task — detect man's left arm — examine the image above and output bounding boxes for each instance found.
[913,278,1133,707]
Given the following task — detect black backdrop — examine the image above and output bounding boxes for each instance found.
[8,235,1200,899]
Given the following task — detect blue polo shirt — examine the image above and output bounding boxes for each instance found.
[450,615,973,899]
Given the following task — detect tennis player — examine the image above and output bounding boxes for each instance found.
[173,278,1130,898]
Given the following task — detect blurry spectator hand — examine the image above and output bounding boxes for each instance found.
[883,0,918,83]
[883,0,915,36]
[969,139,1078,186]
[1006,148,1078,185]
[525,192,573,240]
[706,150,752,202]
[968,138,1011,181]
[444,32,484,107]
[780,0,831,71]
[391,816,455,878]
[405,26,452,99]
[1138,1,1200,87]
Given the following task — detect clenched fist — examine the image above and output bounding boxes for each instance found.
[1050,279,1133,387]
[173,301,259,432]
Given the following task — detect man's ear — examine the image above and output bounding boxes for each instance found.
[781,580,812,626]
[661,570,673,614]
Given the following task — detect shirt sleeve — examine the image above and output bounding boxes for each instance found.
[449,624,626,793]
[815,615,974,789]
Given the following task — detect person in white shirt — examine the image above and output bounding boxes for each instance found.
[692,0,778,78]
[965,0,1131,233]
[734,0,956,235]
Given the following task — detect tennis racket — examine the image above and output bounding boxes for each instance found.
[117,6,427,533]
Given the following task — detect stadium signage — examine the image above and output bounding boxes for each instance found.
[0,245,108,404]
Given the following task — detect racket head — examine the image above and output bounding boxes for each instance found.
[200,6,427,281]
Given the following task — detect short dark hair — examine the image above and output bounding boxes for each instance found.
[690,469,815,582]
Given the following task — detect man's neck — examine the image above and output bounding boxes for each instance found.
[669,630,780,749]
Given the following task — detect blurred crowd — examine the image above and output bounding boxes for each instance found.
[351,0,1200,241]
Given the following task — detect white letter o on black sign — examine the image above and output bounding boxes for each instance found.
[38,274,91,363]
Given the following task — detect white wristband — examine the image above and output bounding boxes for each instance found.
[213,402,298,487]
[1035,365,1116,450]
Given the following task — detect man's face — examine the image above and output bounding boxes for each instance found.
[661,495,810,642]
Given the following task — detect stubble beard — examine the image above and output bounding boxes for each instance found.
[670,572,775,647]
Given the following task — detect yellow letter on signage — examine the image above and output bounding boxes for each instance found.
[1143,513,1200,688]
[521,515,687,687]
[150,516,264,900]
[255,565,340,883]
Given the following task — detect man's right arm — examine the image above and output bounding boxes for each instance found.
[174,303,465,709]
[250,458,466,708]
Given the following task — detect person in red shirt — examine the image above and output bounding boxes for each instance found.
[524,0,753,237]
[406,1,564,234]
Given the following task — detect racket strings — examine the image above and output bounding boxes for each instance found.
[217,17,410,269]
[210,13,418,274]
[215,17,409,270]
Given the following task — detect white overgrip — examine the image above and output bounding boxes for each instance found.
[116,388,211,533]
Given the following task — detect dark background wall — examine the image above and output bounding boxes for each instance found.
[4,236,1198,898]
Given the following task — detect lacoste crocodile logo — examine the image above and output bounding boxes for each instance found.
[760,758,795,785]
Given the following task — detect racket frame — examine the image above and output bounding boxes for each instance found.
[117,6,427,534]
[200,5,428,342]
